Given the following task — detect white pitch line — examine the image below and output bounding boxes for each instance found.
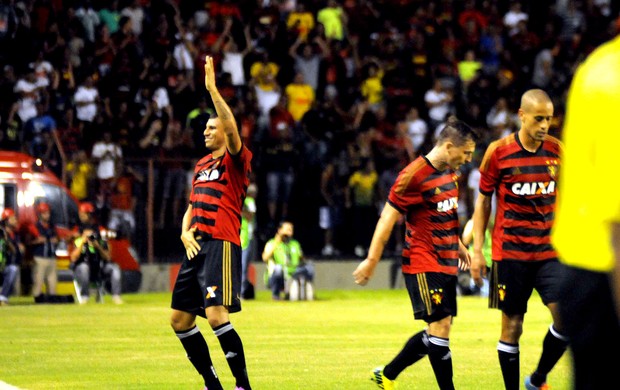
[0,381,22,390]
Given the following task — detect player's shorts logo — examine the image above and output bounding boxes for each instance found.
[498,284,506,301]
[206,286,218,299]
[430,288,443,305]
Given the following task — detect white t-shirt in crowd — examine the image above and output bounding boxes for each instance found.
[406,118,428,152]
[425,89,450,122]
[91,141,122,180]
[14,78,44,122]
[222,52,246,86]
[74,86,99,122]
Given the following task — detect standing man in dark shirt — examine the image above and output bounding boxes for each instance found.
[170,56,253,390]
[471,89,567,390]
[27,202,59,301]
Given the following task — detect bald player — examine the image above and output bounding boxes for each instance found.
[471,89,567,390]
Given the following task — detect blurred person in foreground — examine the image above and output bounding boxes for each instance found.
[353,118,479,390]
[552,36,620,389]
[471,89,566,390]
[169,56,253,390]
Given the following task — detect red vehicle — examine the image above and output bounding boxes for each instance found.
[0,151,141,294]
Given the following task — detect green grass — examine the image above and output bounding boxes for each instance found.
[0,290,571,389]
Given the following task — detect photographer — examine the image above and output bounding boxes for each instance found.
[262,221,314,300]
[0,208,24,306]
[70,202,123,304]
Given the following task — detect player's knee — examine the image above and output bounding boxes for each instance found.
[170,310,193,332]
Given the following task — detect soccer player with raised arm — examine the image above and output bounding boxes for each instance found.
[170,56,252,390]
[471,89,566,390]
[354,117,479,390]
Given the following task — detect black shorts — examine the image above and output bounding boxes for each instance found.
[171,239,242,318]
[488,259,564,315]
[404,272,457,323]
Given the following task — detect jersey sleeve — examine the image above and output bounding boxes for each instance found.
[387,168,422,214]
[478,142,500,196]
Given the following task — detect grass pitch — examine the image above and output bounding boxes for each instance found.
[1,289,571,389]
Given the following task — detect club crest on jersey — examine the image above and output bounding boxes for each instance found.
[430,288,443,305]
[546,159,559,178]
[511,181,556,196]
[206,286,218,299]
[196,168,220,182]
[437,197,458,212]
[498,284,506,301]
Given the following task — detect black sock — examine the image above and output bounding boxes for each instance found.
[428,336,454,390]
[384,330,429,380]
[176,326,222,390]
[530,325,569,386]
[214,322,251,390]
[498,341,520,390]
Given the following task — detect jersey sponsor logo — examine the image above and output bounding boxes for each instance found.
[511,181,556,196]
[206,286,218,299]
[436,197,458,213]
[430,288,443,305]
[196,168,221,182]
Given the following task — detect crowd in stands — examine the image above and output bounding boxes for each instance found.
[0,0,618,260]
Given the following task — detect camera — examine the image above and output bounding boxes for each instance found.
[88,234,96,241]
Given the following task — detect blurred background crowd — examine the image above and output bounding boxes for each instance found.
[0,0,618,261]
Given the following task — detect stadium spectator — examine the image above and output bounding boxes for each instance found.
[353,118,479,390]
[286,3,315,42]
[262,94,297,226]
[70,201,123,304]
[284,71,315,123]
[471,90,567,390]
[425,79,454,131]
[346,157,378,258]
[66,149,95,202]
[262,221,314,301]
[317,0,347,42]
[108,160,142,240]
[0,208,24,306]
[91,128,122,211]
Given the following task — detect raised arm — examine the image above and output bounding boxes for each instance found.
[204,55,242,154]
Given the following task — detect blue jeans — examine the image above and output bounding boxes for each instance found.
[0,264,19,301]
[268,264,315,298]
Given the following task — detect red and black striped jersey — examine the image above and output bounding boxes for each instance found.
[189,146,252,246]
[479,133,562,262]
[388,156,460,275]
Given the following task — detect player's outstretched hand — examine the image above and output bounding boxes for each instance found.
[181,226,201,260]
[204,55,216,92]
[353,259,375,286]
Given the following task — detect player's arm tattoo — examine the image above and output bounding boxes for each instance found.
[213,100,231,121]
